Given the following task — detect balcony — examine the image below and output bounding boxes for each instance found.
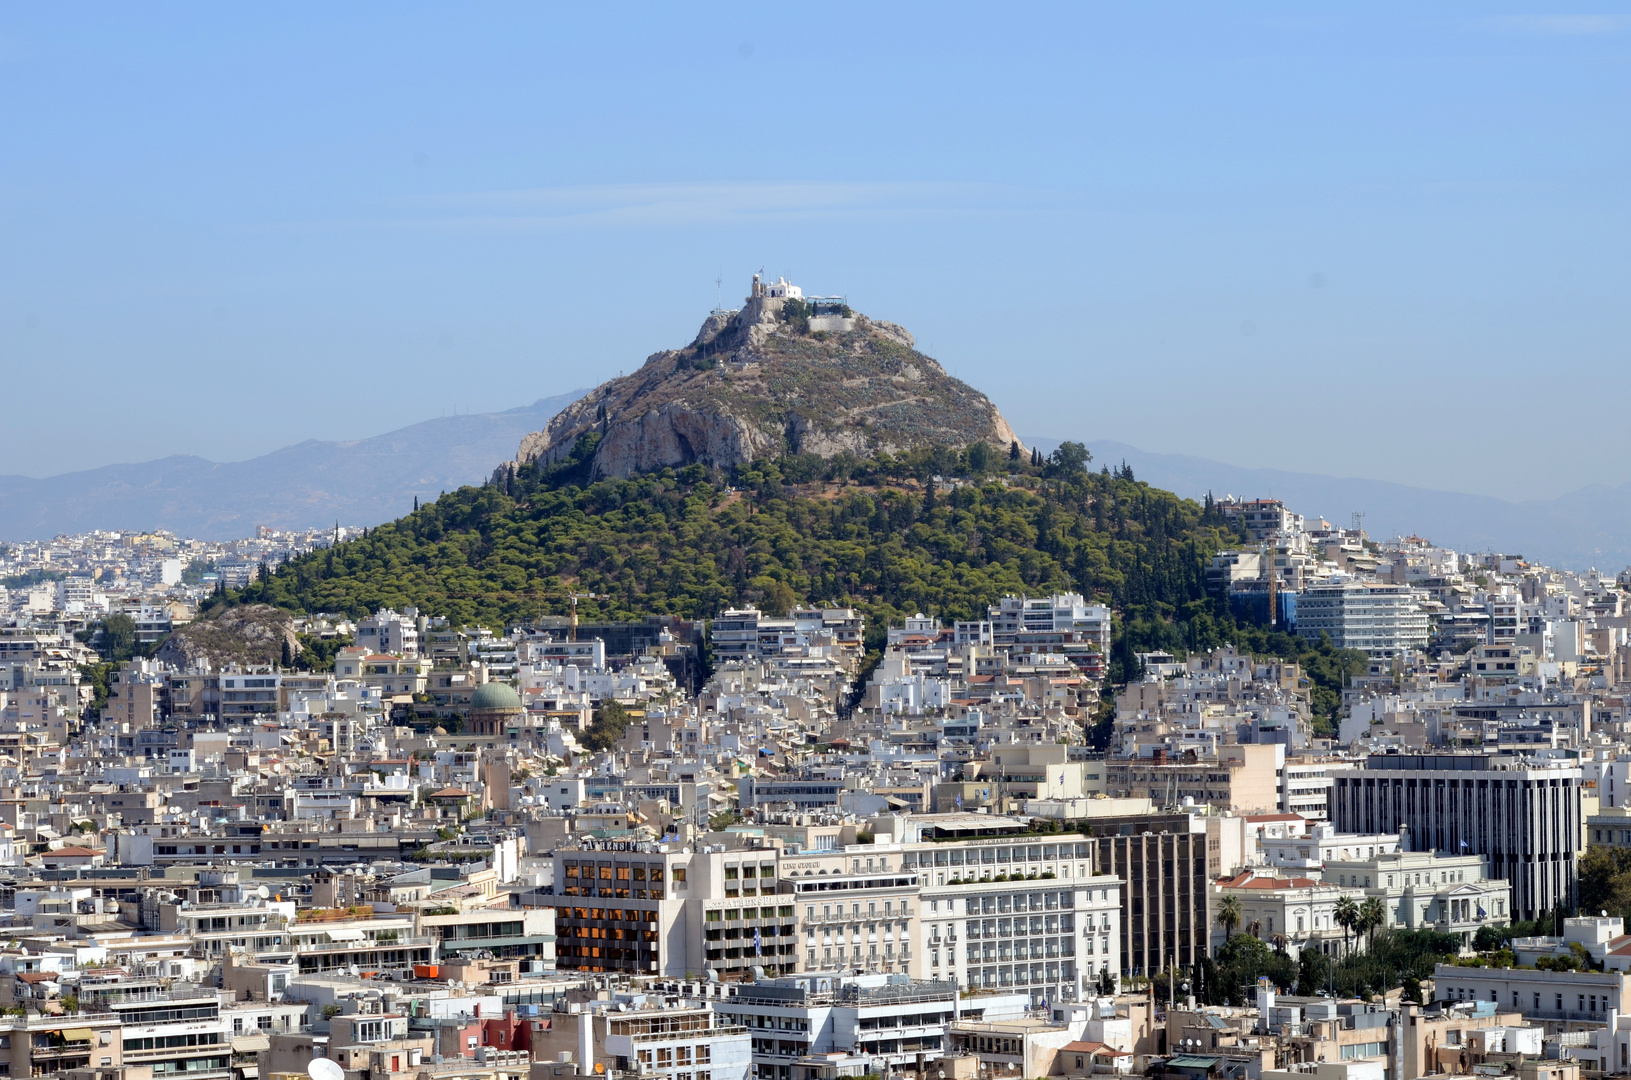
[29,1036,95,1060]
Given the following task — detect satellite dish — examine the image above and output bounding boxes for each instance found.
[309,1059,345,1080]
[257,885,271,900]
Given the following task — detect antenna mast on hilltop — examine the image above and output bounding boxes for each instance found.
[715,269,723,311]
[1351,510,1366,536]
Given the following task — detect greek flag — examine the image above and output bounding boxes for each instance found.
[956,793,963,808]
[754,928,762,956]
[1459,839,1468,850]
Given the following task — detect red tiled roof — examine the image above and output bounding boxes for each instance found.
[1217,871,1317,889]
[50,846,101,857]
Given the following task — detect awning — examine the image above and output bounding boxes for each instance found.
[324,928,365,942]
[61,1028,96,1041]
[233,1034,271,1053]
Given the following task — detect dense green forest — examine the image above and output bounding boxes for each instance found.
[217,437,1364,726]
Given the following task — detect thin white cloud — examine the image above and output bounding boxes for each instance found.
[260,181,1060,235]
[1483,13,1631,35]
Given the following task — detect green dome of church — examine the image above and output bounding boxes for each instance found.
[469,681,523,711]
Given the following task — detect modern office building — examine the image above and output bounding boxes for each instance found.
[1294,582,1430,657]
[1084,812,1211,978]
[1330,754,1581,920]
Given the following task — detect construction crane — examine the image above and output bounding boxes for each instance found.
[567,593,608,642]
[1263,537,1277,629]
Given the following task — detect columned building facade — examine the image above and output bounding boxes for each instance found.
[1330,754,1581,921]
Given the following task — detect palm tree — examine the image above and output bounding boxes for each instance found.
[1334,896,1360,956]
[1216,896,1243,942]
[1360,897,1386,952]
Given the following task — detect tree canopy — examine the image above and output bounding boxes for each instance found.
[216,446,1362,714]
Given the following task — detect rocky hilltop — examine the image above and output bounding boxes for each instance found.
[511,276,1020,479]
[154,603,299,670]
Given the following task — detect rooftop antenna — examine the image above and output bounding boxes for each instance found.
[1351,510,1366,536]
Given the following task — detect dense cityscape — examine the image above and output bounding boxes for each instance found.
[7,7,1622,1080]
[0,481,1624,1080]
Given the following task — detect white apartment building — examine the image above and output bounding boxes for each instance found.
[987,594,1112,654]
[710,608,865,667]
[1260,823,1399,871]
[720,973,959,1080]
[356,607,421,658]
[1295,582,1430,657]
[1435,965,1630,1024]
[903,836,1120,1004]
[1282,762,1350,820]
[600,1002,751,1080]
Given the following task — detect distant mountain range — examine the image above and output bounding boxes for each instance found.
[6,391,1627,572]
[1026,437,1631,572]
[0,392,585,541]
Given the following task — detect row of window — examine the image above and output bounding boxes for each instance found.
[562,925,657,943]
[556,907,658,923]
[636,1045,712,1066]
[123,1033,223,1051]
[563,863,676,882]
[705,907,795,922]
[903,844,1091,868]
[965,914,1079,937]
[964,939,1076,960]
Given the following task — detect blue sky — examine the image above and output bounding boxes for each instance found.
[2,4,1628,500]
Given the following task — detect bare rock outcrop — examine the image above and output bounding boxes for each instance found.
[508,279,1022,480]
[154,603,299,671]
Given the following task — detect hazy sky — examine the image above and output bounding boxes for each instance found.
[3,5,1627,500]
